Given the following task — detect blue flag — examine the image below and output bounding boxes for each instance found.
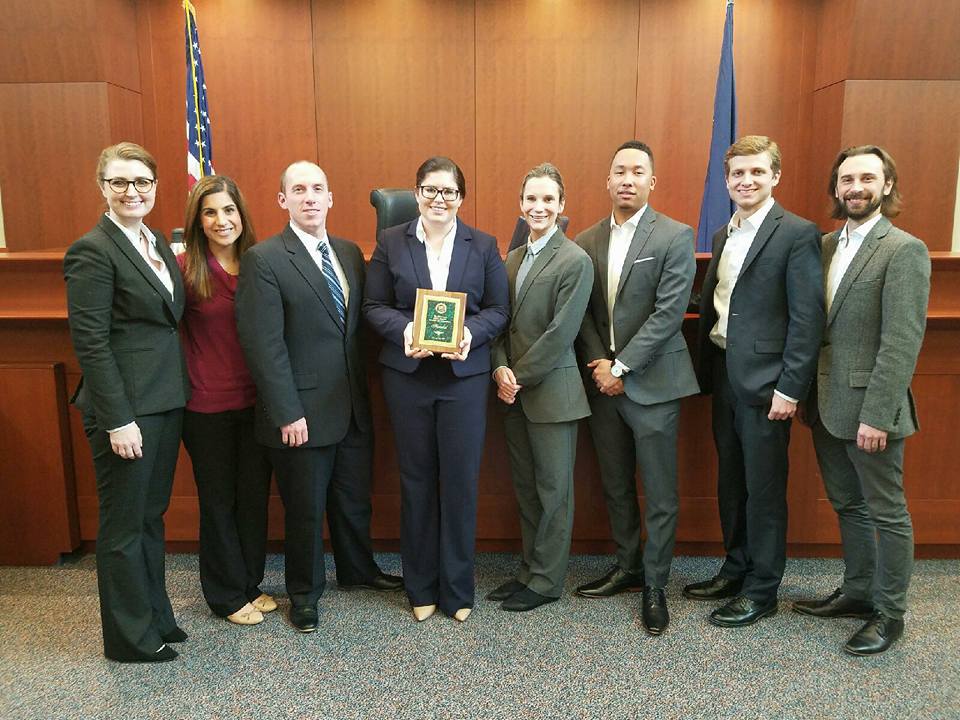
[184,0,214,189]
[696,0,737,252]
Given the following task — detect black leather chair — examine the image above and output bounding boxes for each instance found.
[370,188,419,236]
[507,215,571,252]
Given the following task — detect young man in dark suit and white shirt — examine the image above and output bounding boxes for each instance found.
[574,141,700,635]
[686,136,825,628]
[236,161,400,633]
[793,146,930,655]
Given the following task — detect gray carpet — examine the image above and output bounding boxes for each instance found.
[0,553,957,720]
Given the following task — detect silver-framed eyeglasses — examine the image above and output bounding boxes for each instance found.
[418,185,460,201]
[102,177,156,194]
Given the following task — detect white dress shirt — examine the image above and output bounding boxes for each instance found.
[415,217,457,291]
[607,206,647,357]
[827,213,883,313]
[289,222,350,308]
[106,212,174,299]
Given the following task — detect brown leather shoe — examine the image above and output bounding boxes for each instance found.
[793,588,874,619]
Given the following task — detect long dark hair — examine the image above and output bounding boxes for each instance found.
[182,175,257,300]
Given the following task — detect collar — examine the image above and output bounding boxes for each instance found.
[610,206,647,232]
[727,196,775,237]
[105,212,155,246]
[839,213,883,246]
[415,217,458,245]
[526,225,556,256]
[289,221,329,251]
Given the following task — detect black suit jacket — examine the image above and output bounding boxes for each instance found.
[697,201,825,405]
[362,219,509,378]
[235,225,371,448]
[64,215,189,430]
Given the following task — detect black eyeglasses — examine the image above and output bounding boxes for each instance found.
[102,177,156,194]
[418,185,460,201]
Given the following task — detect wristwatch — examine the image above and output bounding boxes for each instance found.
[610,362,623,378]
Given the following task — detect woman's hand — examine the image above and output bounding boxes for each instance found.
[403,321,434,359]
[109,422,143,460]
[494,366,521,404]
[442,326,472,362]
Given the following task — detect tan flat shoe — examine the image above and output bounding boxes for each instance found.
[251,593,278,613]
[227,603,264,626]
[453,607,472,622]
[412,604,437,622]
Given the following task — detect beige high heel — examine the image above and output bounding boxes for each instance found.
[453,607,472,622]
[251,593,278,613]
[227,602,264,625]
[412,604,437,622]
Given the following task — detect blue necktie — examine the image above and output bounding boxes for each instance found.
[317,241,346,325]
[515,245,541,300]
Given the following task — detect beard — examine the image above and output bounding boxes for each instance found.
[841,192,883,220]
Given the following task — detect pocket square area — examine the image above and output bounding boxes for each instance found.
[634,257,655,264]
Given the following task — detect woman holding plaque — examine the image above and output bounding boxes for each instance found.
[363,156,509,622]
[64,142,188,662]
[178,175,275,626]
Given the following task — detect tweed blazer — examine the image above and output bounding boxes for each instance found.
[814,217,930,440]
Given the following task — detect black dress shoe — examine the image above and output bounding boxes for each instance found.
[844,612,904,656]
[575,566,645,598]
[501,588,558,612]
[106,644,178,663]
[641,586,669,636]
[289,605,319,633]
[683,575,743,601]
[341,572,403,592]
[486,579,525,601]
[709,595,777,627]
[793,588,874,619]
[161,626,188,643]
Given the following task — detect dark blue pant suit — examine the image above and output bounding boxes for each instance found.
[363,220,509,615]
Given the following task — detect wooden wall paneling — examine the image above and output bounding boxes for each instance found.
[106,83,145,145]
[812,0,855,91]
[804,82,846,230]
[0,83,115,251]
[846,0,960,82]
[474,0,639,245]
[0,0,139,88]
[311,0,477,254]
[837,80,960,251]
[0,363,79,564]
[136,0,319,239]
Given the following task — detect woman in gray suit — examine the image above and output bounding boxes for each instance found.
[64,143,190,662]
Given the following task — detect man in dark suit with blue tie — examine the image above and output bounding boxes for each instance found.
[686,136,825,627]
[236,161,400,633]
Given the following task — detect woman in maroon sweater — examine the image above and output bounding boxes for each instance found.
[178,175,274,625]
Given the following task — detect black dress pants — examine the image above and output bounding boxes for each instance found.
[84,408,182,661]
[182,407,272,617]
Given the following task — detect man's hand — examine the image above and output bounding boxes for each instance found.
[494,366,522,405]
[857,423,888,453]
[403,322,434,359]
[442,326,473,362]
[587,358,625,396]
[281,417,309,447]
[109,423,143,460]
[768,394,797,421]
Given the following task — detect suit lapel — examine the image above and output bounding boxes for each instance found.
[505,245,523,309]
[100,215,178,320]
[616,208,656,298]
[826,218,890,327]
[593,218,612,307]
[515,230,563,312]
[155,232,185,320]
[283,226,344,333]
[739,201,783,275]
[404,221,432,289]
[445,221,471,291]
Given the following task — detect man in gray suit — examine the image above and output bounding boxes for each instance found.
[794,146,930,656]
[574,141,699,635]
[489,163,593,613]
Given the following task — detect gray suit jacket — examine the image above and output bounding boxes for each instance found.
[814,218,930,440]
[575,207,699,405]
[492,230,593,423]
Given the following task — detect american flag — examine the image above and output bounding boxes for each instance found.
[184,0,213,189]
